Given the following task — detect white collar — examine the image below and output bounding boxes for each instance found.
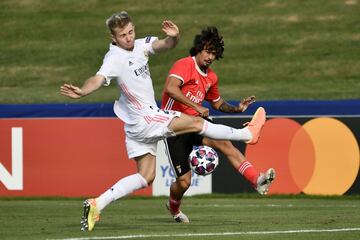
[192,56,207,77]
[109,42,134,54]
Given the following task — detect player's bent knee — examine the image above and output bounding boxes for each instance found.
[141,172,155,186]
[146,176,155,186]
[192,117,205,132]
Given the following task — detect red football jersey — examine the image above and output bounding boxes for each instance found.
[161,56,221,116]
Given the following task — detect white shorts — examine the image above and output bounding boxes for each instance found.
[124,106,181,159]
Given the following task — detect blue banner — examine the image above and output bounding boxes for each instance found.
[1,99,359,118]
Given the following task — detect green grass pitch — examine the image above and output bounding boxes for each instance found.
[0,0,359,103]
[1,195,360,240]
[1,0,360,239]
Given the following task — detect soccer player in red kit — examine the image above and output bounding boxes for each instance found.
[161,27,275,223]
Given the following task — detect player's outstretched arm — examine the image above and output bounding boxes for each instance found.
[211,96,256,113]
[152,20,179,53]
[60,75,105,99]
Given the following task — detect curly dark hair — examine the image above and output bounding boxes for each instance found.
[189,26,224,59]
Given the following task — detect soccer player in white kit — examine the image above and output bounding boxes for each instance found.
[60,11,266,231]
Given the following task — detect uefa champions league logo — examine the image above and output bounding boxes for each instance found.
[160,164,204,187]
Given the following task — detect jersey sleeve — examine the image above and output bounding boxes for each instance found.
[205,72,221,102]
[96,52,121,86]
[143,36,159,55]
[168,58,192,85]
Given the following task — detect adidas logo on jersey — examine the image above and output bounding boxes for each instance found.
[129,61,134,66]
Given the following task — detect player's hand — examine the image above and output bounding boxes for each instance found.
[196,106,210,118]
[238,95,256,112]
[161,20,179,38]
[60,84,83,99]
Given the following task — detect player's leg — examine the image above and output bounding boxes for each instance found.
[169,172,191,200]
[81,137,156,231]
[168,107,266,144]
[167,172,191,223]
[95,140,156,212]
[82,153,153,231]
[163,134,202,223]
[202,138,275,195]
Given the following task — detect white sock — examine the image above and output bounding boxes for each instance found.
[199,120,252,142]
[96,173,148,212]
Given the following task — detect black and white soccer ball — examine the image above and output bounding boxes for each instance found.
[188,145,219,176]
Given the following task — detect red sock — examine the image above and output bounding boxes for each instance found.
[169,197,181,215]
[238,161,259,187]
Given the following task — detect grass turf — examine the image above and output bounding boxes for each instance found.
[0,0,359,103]
[1,194,360,239]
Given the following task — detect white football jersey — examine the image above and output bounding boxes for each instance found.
[97,36,159,124]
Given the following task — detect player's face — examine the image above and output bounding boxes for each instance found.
[196,47,217,69]
[112,22,136,51]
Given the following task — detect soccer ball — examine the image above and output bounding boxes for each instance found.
[188,145,219,176]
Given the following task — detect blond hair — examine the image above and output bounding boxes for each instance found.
[106,11,132,34]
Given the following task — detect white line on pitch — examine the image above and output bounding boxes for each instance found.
[49,227,360,240]
[185,204,360,208]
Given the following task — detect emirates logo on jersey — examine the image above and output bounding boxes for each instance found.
[185,91,204,104]
[134,64,150,78]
